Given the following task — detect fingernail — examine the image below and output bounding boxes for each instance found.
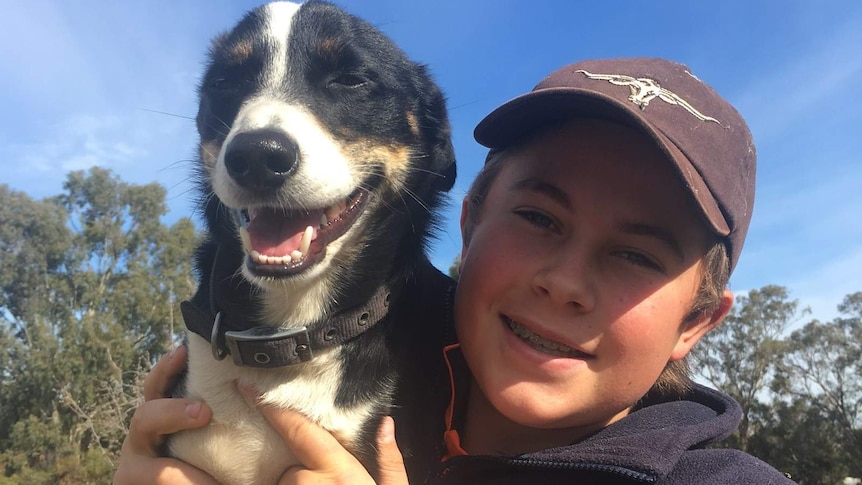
[186,402,203,419]
[167,346,179,360]
[379,416,395,444]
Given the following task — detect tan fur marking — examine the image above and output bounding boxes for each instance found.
[200,141,221,173]
[318,37,341,57]
[229,40,254,63]
[344,142,411,190]
[406,111,420,137]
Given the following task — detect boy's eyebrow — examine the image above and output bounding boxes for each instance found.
[618,222,685,261]
[509,177,571,209]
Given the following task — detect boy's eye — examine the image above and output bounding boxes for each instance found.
[514,209,557,230]
[617,250,663,272]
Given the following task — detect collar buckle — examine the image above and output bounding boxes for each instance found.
[224,326,313,367]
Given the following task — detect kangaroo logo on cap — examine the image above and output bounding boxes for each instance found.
[576,70,720,124]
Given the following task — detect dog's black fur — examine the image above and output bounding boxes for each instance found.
[168,2,455,483]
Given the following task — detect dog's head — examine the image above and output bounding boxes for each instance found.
[195,1,455,295]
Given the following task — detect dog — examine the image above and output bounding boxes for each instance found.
[167,2,455,483]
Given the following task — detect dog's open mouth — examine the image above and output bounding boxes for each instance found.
[237,188,368,277]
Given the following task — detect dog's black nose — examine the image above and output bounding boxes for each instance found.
[224,130,299,190]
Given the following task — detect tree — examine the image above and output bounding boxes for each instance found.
[773,292,862,478]
[448,254,461,280]
[693,285,808,451]
[0,168,199,483]
[747,397,852,485]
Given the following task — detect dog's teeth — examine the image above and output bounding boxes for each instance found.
[325,205,341,223]
[320,214,328,227]
[291,250,303,261]
[240,228,251,248]
[299,226,313,254]
[258,253,269,264]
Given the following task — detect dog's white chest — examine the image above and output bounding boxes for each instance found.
[169,335,374,485]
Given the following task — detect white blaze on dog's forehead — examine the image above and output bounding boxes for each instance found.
[262,1,301,90]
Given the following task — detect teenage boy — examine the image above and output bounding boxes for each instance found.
[115,58,794,484]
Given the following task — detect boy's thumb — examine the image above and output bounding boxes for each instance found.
[377,416,408,485]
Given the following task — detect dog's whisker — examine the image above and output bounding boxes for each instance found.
[393,190,418,234]
[212,114,233,133]
[140,108,196,121]
[403,166,449,179]
[402,187,432,214]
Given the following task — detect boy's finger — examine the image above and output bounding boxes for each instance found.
[259,400,360,472]
[144,345,188,401]
[376,416,409,485]
[127,398,212,454]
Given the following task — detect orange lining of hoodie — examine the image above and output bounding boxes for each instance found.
[442,343,468,461]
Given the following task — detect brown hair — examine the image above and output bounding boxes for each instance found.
[462,147,731,398]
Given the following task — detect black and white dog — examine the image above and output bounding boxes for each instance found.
[168,2,455,483]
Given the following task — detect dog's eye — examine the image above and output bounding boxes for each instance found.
[329,74,368,88]
[209,77,236,93]
[211,78,229,89]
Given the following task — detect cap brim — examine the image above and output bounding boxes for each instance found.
[474,88,730,236]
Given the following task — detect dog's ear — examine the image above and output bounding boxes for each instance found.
[418,66,456,192]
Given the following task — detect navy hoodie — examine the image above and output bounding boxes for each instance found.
[390,263,795,484]
[430,383,796,484]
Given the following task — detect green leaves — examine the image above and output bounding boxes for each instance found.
[0,168,199,483]
[693,286,862,480]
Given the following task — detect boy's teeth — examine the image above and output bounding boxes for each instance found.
[507,319,576,354]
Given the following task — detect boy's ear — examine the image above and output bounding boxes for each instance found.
[670,289,734,361]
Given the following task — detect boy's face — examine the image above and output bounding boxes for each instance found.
[456,119,731,441]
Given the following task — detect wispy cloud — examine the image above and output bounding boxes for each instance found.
[788,247,862,325]
[733,14,862,143]
[5,113,146,181]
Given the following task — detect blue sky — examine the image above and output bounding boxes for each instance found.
[2,1,860,325]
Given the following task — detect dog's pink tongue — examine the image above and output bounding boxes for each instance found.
[246,208,319,256]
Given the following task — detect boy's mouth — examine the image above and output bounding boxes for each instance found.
[504,316,592,359]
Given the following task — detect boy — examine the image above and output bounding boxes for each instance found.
[116,58,794,484]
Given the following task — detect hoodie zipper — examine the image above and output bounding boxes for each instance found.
[437,456,658,483]
[512,458,657,481]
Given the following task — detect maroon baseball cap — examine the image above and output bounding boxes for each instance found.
[474,57,756,273]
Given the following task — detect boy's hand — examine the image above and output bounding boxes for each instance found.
[114,345,218,485]
[242,385,408,485]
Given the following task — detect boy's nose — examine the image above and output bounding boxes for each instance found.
[530,252,596,313]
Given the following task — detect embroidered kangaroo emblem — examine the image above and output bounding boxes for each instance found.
[576,70,721,124]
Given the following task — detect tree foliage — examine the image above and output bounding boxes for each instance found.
[0,168,198,483]
[694,285,809,450]
[747,397,852,485]
[694,286,861,482]
[773,292,862,477]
